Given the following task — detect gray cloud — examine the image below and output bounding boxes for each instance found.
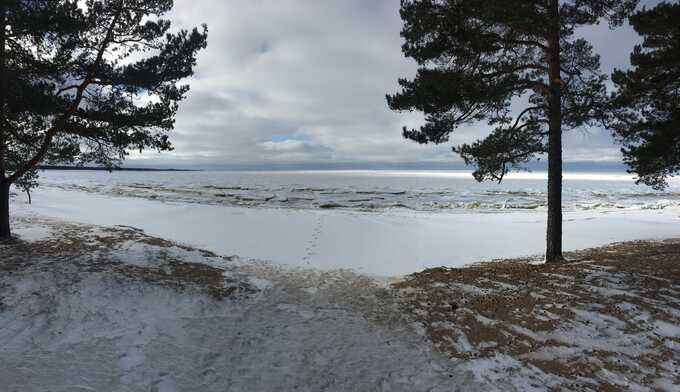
[127,0,657,168]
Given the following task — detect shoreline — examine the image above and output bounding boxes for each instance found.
[11,186,680,277]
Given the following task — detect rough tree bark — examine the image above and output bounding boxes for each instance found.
[546,0,563,262]
[0,181,8,238]
[0,4,9,239]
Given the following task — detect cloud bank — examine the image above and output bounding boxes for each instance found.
[128,0,657,169]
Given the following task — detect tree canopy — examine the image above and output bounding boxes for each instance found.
[611,1,680,190]
[0,0,208,237]
[387,0,637,182]
[1,0,207,180]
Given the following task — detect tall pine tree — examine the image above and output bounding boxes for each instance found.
[387,0,637,262]
[611,1,680,189]
[0,0,207,238]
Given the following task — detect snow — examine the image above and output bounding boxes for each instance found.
[456,354,564,392]
[11,222,53,242]
[11,186,680,277]
[654,320,680,339]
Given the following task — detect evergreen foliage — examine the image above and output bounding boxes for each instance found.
[387,0,636,181]
[611,1,680,190]
[0,0,208,237]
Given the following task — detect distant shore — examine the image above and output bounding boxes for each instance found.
[37,165,201,172]
[36,160,633,173]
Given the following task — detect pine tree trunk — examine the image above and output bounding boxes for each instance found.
[0,180,9,239]
[546,107,563,263]
[546,0,563,263]
[0,5,8,240]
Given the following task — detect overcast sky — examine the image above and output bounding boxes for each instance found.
[129,0,656,169]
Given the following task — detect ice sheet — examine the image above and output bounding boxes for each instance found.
[12,187,680,276]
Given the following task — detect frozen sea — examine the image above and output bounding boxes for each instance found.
[12,169,680,276]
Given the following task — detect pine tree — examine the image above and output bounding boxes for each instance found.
[0,0,208,238]
[611,1,680,190]
[387,0,637,262]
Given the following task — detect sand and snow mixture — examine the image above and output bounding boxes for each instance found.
[396,243,680,391]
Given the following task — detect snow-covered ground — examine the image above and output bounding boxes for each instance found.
[1,216,479,391]
[3,210,678,391]
[11,185,680,276]
[3,187,679,391]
